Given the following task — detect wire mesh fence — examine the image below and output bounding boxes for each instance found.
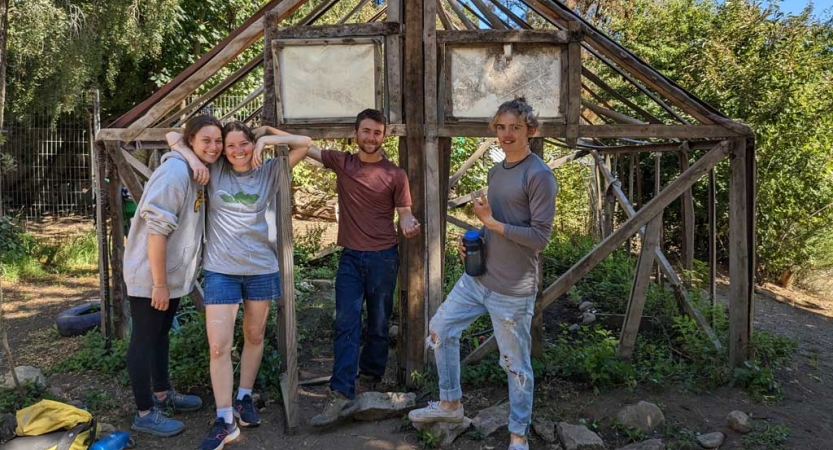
[0,94,261,229]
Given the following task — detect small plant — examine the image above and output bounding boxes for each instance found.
[83,388,114,412]
[0,382,51,413]
[731,361,782,402]
[741,424,790,449]
[417,429,440,449]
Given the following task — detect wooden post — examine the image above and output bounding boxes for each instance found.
[530,137,545,358]
[274,145,299,433]
[618,211,662,360]
[92,96,112,341]
[602,155,614,237]
[400,0,427,386]
[105,142,128,339]
[565,21,582,148]
[385,0,403,123]
[654,151,662,286]
[708,168,717,310]
[679,147,694,273]
[729,137,754,367]
[261,12,279,127]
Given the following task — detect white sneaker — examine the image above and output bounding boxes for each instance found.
[508,440,529,450]
[408,401,464,424]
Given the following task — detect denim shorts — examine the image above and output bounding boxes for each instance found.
[203,270,282,305]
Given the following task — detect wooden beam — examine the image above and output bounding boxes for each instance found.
[582,99,647,125]
[113,0,308,145]
[729,137,754,367]
[400,0,427,387]
[446,215,478,230]
[274,145,299,432]
[437,2,454,30]
[106,141,144,204]
[599,140,722,155]
[581,68,662,124]
[262,12,279,127]
[338,0,372,24]
[385,0,403,123]
[437,124,740,139]
[565,21,582,147]
[618,212,662,360]
[300,0,342,25]
[465,141,729,363]
[158,56,264,128]
[547,149,588,169]
[487,0,532,29]
[274,21,401,39]
[446,0,476,30]
[219,85,264,122]
[105,148,128,340]
[708,168,717,311]
[98,124,407,142]
[679,147,694,272]
[436,29,569,43]
[530,138,545,358]
[448,138,494,189]
[110,0,288,128]
[93,140,112,340]
[119,147,153,180]
[469,0,507,29]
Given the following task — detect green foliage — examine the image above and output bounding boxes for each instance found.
[83,388,115,412]
[417,429,440,449]
[741,424,790,449]
[0,383,54,414]
[538,325,636,389]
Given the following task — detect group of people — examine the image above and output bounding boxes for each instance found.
[123,98,557,450]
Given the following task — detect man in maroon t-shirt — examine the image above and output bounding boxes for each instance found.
[309,109,420,426]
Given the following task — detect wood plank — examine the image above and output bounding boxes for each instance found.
[618,212,662,360]
[119,147,153,180]
[385,12,403,123]
[581,68,662,124]
[114,0,309,145]
[599,140,722,155]
[708,168,717,310]
[93,140,112,340]
[338,0,372,24]
[530,138,544,358]
[446,0,476,30]
[729,137,753,367]
[470,0,507,29]
[300,0,341,25]
[274,21,401,39]
[401,0,427,387]
[565,21,582,148]
[439,123,565,137]
[590,149,722,349]
[446,215,478,230]
[465,141,729,363]
[274,145,299,432]
[448,138,494,189]
[487,0,533,29]
[261,12,279,127]
[110,0,287,128]
[98,124,408,142]
[106,141,144,204]
[437,29,571,44]
[105,146,128,339]
[547,149,588,169]
[219,85,264,122]
[581,125,743,139]
[158,56,264,128]
[582,99,647,125]
[437,2,454,30]
[679,148,694,272]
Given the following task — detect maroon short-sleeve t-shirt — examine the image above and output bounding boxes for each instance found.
[321,150,412,251]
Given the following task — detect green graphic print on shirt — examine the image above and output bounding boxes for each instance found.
[219,192,260,205]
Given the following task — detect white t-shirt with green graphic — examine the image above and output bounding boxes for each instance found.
[203,157,284,275]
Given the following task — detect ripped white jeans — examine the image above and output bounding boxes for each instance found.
[428,274,536,436]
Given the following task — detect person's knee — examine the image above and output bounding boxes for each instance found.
[243,325,265,346]
[427,308,458,349]
[209,339,233,360]
[498,353,532,390]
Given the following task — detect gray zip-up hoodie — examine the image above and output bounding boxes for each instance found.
[123,151,205,299]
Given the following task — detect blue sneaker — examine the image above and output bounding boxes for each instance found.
[198,418,240,450]
[233,394,260,427]
[153,389,203,413]
[131,407,185,437]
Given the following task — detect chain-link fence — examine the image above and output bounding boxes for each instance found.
[0,94,261,227]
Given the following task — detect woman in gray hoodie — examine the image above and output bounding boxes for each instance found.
[123,115,223,437]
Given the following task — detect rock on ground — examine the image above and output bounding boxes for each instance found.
[616,439,665,450]
[696,432,725,449]
[412,417,472,447]
[352,392,415,421]
[557,422,605,450]
[615,401,665,434]
[472,402,511,438]
[0,413,16,444]
[581,312,596,325]
[533,417,557,443]
[727,410,753,433]
[579,301,595,312]
[1,366,46,390]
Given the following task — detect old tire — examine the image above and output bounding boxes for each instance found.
[56,302,101,337]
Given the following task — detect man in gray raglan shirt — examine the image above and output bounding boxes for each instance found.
[409,98,557,450]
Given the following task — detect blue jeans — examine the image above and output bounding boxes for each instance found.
[330,246,399,399]
[428,274,536,437]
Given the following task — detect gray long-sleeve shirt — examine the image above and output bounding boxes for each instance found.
[478,153,558,297]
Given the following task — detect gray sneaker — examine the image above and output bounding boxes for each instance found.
[131,407,185,437]
[508,440,529,450]
[309,389,356,427]
[408,401,464,424]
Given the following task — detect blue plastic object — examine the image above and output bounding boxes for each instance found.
[90,431,131,450]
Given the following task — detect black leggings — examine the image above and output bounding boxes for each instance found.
[126,296,180,411]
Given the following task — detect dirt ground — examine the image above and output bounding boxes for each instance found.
[3,219,833,449]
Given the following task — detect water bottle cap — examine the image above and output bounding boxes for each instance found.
[464,230,481,241]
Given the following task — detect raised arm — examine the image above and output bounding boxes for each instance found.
[165,131,209,185]
[252,133,313,170]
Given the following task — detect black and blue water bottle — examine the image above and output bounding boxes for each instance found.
[463,230,485,276]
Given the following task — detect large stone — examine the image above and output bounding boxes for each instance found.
[533,417,557,443]
[696,432,725,449]
[727,410,753,434]
[472,402,511,438]
[352,392,415,421]
[616,439,665,450]
[557,422,605,450]
[1,366,46,390]
[413,417,472,447]
[581,312,596,325]
[0,413,16,444]
[615,401,665,434]
[569,324,582,332]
